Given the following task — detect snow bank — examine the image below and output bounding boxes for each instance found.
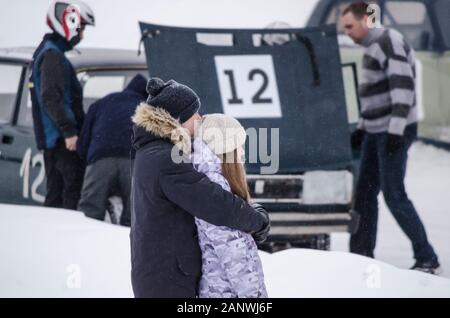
[261,249,450,298]
[1,204,449,298]
[0,204,132,298]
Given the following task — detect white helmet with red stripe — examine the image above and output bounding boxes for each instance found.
[46,0,95,45]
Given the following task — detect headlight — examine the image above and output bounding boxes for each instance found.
[302,170,353,204]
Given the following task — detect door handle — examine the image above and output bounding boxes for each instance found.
[1,134,14,144]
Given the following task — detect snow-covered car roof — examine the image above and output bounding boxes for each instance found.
[0,47,147,71]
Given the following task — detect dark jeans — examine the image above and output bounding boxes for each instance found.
[77,157,131,226]
[350,124,437,261]
[43,141,85,210]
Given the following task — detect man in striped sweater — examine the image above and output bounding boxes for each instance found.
[341,2,440,274]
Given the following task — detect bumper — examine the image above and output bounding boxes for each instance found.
[264,208,360,242]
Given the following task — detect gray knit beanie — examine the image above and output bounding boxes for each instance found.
[146,77,201,123]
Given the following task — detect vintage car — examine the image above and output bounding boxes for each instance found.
[0,48,146,205]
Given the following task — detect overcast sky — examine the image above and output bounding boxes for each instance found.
[0,0,317,50]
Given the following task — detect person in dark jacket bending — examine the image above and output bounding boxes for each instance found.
[77,74,147,226]
[130,78,270,298]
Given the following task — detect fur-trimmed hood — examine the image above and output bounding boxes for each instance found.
[131,102,191,153]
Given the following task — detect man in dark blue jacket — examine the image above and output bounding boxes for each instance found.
[130,78,270,298]
[29,1,95,209]
[77,74,147,226]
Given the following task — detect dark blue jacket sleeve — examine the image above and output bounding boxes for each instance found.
[40,50,77,138]
[159,158,264,233]
[76,102,97,161]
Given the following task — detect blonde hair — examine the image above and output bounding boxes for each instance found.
[220,149,251,203]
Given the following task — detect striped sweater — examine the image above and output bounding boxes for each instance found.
[357,27,417,136]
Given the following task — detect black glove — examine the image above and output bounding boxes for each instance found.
[251,203,271,244]
[351,129,365,151]
[385,133,403,154]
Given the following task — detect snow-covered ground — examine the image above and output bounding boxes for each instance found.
[0,142,449,297]
[1,203,450,298]
[0,205,133,298]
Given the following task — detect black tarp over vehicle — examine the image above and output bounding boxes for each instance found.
[139,23,352,173]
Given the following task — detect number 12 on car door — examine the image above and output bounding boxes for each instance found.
[214,55,282,119]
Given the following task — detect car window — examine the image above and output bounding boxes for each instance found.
[342,63,360,124]
[82,75,125,99]
[0,63,23,124]
[383,1,434,51]
[17,80,33,128]
[385,2,427,24]
[79,70,147,112]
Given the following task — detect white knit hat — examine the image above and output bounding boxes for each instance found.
[197,114,247,155]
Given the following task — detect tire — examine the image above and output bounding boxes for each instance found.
[313,234,331,250]
[290,234,331,251]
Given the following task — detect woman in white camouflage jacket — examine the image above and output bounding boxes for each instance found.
[192,114,268,298]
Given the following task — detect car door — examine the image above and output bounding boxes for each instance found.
[0,61,42,205]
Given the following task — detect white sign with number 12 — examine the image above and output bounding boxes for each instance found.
[214,55,282,118]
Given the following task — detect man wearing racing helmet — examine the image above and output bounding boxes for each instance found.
[29,1,95,209]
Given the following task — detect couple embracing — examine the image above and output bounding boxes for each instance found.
[130,78,270,298]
